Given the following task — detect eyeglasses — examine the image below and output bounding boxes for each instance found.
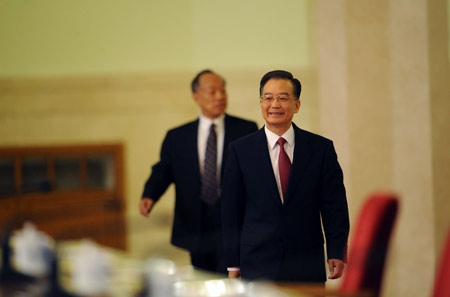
[260,95,295,104]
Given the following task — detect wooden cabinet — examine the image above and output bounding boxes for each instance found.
[0,144,126,250]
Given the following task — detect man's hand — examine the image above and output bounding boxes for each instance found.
[139,198,155,217]
[328,259,345,279]
[228,270,241,279]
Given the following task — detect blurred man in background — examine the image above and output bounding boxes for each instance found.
[139,69,258,274]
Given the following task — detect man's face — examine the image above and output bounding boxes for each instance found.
[260,78,300,131]
[193,73,227,119]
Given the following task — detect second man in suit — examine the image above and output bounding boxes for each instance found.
[139,70,258,274]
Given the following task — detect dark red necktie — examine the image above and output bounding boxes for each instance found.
[277,137,291,200]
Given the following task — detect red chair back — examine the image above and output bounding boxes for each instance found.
[339,193,399,297]
[432,229,450,297]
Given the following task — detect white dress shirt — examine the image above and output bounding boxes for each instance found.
[264,125,295,202]
[198,114,225,185]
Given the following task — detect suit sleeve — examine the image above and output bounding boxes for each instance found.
[319,141,350,261]
[141,131,174,202]
[221,143,246,267]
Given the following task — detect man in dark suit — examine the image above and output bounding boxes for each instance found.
[222,70,349,283]
[139,70,258,274]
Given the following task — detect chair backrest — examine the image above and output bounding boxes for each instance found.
[339,193,399,297]
[432,228,450,297]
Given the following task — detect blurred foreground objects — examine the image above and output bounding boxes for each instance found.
[1,223,320,297]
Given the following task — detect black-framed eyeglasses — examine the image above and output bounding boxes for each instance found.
[260,95,294,104]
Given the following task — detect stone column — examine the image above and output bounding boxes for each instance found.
[316,0,449,296]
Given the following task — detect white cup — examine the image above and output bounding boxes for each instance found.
[70,239,111,296]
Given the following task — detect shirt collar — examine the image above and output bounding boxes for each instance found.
[199,114,225,129]
[264,125,295,149]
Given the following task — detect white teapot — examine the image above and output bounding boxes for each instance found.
[13,222,54,277]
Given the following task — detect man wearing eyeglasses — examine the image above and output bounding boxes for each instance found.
[221,70,349,283]
[139,70,258,274]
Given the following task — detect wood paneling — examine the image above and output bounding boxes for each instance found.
[0,144,126,250]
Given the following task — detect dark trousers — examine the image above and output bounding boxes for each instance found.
[189,201,227,275]
[275,247,326,283]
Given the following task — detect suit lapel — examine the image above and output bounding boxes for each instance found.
[222,114,232,166]
[284,124,312,207]
[255,129,283,208]
[189,119,201,183]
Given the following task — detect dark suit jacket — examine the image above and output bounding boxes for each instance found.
[142,114,258,252]
[221,123,349,282]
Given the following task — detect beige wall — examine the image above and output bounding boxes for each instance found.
[0,0,313,77]
[1,1,449,297]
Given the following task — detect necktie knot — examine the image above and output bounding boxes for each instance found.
[277,137,287,147]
